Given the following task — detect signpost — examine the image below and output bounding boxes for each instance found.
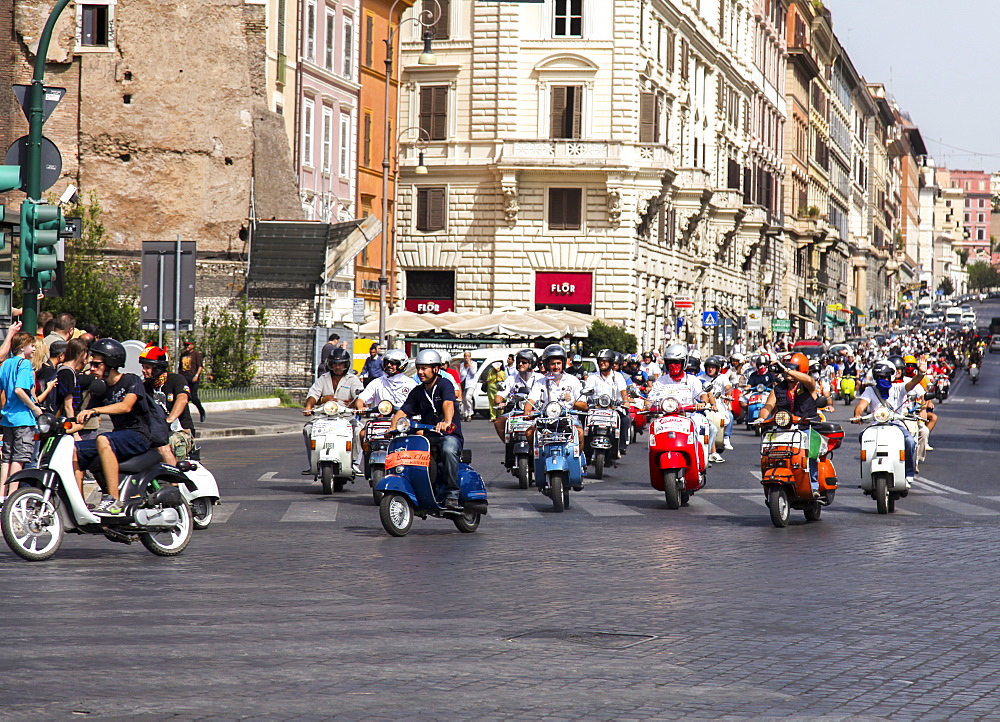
[140,239,196,349]
[771,318,791,333]
[746,306,763,332]
[673,295,694,310]
[701,310,718,328]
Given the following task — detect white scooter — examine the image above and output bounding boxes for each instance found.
[176,446,221,530]
[307,399,356,494]
[0,414,194,561]
[969,363,980,384]
[853,406,920,515]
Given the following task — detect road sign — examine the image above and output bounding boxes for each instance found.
[827,303,843,312]
[702,311,719,328]
[353,298,366,324]
[771,318,791,333]
[675,316,685,334]
[674,295,694,309]
[746,306,763,332]
[776,308,788,320]
[4,136,62,193]
[12,85,66,125]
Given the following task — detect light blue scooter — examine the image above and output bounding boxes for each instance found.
[532,401,585,512]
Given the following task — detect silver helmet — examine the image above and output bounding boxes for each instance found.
[383,349,408,374]
[414,349,443,366]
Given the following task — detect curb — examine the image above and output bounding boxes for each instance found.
[199,424,298,439]
[203,397,282,413]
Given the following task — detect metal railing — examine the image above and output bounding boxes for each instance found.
[199,386,280,403]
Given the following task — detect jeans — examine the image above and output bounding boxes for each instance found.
[438,434,462,494]
[724,409,734,440]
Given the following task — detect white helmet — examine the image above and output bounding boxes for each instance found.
[414,349,442,366]
[383,349,408,374]
[437,350,452,366]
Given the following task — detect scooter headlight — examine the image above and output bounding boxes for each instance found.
[396,417,411,434]
[321,400,341,415]
[774,410,792,428]
[36,413,55,435]
[662,398,680,414]
[544,401,562,419]
[873,406,892,424]
[755,384,766,392]
[377,400,394,416]
[597,393,612,408]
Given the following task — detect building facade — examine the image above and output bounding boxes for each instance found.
[948,169,992,259]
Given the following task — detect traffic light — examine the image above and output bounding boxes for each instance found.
[0,165,22,252]
[20,202,62,288]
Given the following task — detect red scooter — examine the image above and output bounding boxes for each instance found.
[647,396,708,509]
[627,399,648,441]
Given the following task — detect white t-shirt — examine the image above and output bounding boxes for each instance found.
[527,372,584,410]
[649,374,704,406]
[640,361,662,377]
[358,373,418,407]
[584,370,627,399]
[859,382,909,414]
[501,371,541,399]
[306,372,364,404]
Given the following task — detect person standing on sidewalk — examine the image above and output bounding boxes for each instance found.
[179,340,206,422]
[317,333,341,375]
[458,351,478,421]
[360,344,383,386]
[0,332,43,502]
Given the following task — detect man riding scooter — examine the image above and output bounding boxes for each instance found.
[492,348,542,442]
[389,349,464,508]
[584,349,630,458]
[523,344,587,453]
[302,347,363,475]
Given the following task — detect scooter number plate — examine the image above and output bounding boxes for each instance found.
[764,431,800,444]
[653,417,691,434]
[312,420,334,433]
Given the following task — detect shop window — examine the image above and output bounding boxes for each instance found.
[416,187,447,232]
[549,188,582,231]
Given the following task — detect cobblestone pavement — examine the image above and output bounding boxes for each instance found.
[1,353,999,719]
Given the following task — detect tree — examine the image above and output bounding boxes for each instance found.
[197,298,267,388]
[956,248,969,266]
[583,319,637,355]
[967,261,1000,291]
[37,192,140,340]
[937,277,954,297]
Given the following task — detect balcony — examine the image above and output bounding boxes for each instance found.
[496,140,673,171]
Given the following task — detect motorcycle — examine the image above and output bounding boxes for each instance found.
[533,401,585,512]
[647,396,707,509]
[178,446,221,530]
[757,411,843,528]
[374,421,487,537]
[935,373,950,400]
[1,414,194,561]
[502,394,535,489]
[969,363,980,384]
[853,406,919,514]
[307,399,356,494]
[743,384,770,434]
[840,375,857,405]
[584,393,621,479]
[360,400,396,504]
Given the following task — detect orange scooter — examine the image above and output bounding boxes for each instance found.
[756,411,843,527]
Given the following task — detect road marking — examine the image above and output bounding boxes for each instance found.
[742,495,768,507]
[828,499,920,516]
[915,476,971,495]
[909,480,946,495]
[749,470,762,480]
[975,399,991,404]
[489,502,543,519]
[919,497,1000,516]
[258,472,277,481]
[279,502,339,522]
[573,499,643,517]
[212,502,240,523]
[684,496,734,516]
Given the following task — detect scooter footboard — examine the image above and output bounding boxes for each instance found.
[374,475,419,507]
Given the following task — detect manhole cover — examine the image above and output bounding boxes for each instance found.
[507,630,658,649]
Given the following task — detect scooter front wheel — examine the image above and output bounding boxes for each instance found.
[380,493,413,536]
[662,470,681,510]
[874,473,889,515]
[592,451,605,480]
[768,487,790,527]
[320,463,334,495]
[2,487,64,561]
[549,472,565,512]
[516,457,530,490]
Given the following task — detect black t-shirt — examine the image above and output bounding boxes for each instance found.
[36,363,58,413]
[400,377,463,444]
[53,366,83,416]
[101,372,149,437]
[746,371,779,388]
[145,372,194,430]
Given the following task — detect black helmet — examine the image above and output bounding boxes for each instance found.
[704,355,724,370]
[685,356,701,374]
[540,344,567,365]
[753,354,769,368]
[90,338,126,370]
[596,348,616,363]
[515,348,538,366]
[887,354,905,372]
[872,360,896,381]
[327,347,352,374]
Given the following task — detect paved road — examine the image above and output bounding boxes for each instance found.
[2,329,999,718]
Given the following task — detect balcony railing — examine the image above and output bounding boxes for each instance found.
[497,140,673,169]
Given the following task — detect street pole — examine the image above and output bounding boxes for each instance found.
[174,234,182,357]
[21,0,72,336]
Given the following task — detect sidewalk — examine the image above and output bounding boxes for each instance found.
[197,406,305,439]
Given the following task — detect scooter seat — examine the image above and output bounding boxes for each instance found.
[117,449,165,473]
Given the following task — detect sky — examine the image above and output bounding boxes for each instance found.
[827,0,1000,174]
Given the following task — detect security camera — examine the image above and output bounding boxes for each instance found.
[59,184,78,205]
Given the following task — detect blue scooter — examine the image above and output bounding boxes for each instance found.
[374,420,488,536]
[533,401,585,512]
[744,384,770,435]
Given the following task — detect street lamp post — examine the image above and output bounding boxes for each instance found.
[379,0,440,347]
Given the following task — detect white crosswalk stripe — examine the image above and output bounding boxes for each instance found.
[572,499,643,517]
[915,476,971,495]
[280,502,339,522]
[684,496,735,516]
[212,502,240,524]
[918,497,1000,516]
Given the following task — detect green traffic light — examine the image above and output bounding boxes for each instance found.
[20,202,63,287]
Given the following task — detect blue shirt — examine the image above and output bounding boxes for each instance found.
[400,376,463,445]
[0,356,37,428]
[361,356,384,382]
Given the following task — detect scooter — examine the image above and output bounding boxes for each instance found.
[647,396,707,509]
[935,373,950,400]
[500,393,534,489]
[307,399,356,494]
[360,400,396,504]
[743,384,770,434]
[374,421,487,537]
[840,375,857,405]
[969,363,980,384]
[533,401,585,512]
[584,393,621,479]
[757,411,843,528]
[627,398,648,442]
[1,414,194,561]
[854,406,921,513]
[178,446,221,530]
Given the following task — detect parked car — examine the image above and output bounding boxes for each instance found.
[990,337,1000,355]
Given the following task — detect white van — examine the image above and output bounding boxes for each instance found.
[466,347,595,418]
[944,306,963,324]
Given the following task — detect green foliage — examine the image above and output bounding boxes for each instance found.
[31,192,140,340]
[956,248,969,266]
[198,298,267,388]
[966,261,1000,291]
[937,277,954,297]
[583,319,637,355]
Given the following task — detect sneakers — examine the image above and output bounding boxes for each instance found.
[812,490,821,499]
[905,476,914,490]
[93,494,123,515]
[723,438,734,451]
[709,452,725,464]
[925,444,934,451]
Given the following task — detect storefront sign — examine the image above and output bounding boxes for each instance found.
[404,298,455,314]
[534,272,593,305]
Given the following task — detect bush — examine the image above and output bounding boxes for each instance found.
[583,319,637,355]
[198,298,267,388]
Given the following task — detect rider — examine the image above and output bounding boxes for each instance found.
[355,349,416,412]
[754,352,822,497]
[852,357,927,487]
[492,348,541,442]
[584,349,631,456]
[700,355,734,458]
[73,339,153,515]
[565,353,587,380]
[649,343,713,457]
[301,347,364,475]
[138,345,195,464]
[523,344,587,453]
[390,349,463,508]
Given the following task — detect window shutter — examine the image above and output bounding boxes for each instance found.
[550,86,567,138]
[567,188,581,228]
[654,95,661,143]
[426,0,449,39]
[419,86,434,139]
[428,188,446,231]
[570,87,582,139]
[432,86,448,140]
[639,92,655,143]
[416,188,429,231]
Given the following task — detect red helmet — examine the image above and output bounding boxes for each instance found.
[139,345,169,373]
[781,352,809,374]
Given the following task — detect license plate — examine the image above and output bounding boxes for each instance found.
[764,431,800,444]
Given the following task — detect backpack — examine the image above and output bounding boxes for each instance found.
[140,388,172,447]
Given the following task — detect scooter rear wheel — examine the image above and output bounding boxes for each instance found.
[768,487,790,527]
[379,493,413,536]
[140,501,193,556]
[804,500,822,521]
[516,457,530,490]
[452,509,481,533]
[190,497,214,530]
[662,470,681,510]
[370,467,385,505]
